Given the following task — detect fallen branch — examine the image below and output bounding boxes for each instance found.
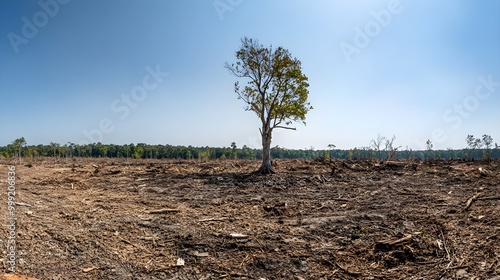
[331,198,351,202]
[198,217,229,222]
[382,234,413,246]
[229,233,248,238]
[387,184,417,195]
[120,238,146,250]
[320,255,361,276]
[341,162,365,172]
[464,193,481,211]
[15,202,32,207]
[335,261,362,276]
[478,167,490,177]
[188,250,210,257]
[440,229,451,261]
[477,196,500,201]
[82,267,98,273]
[138,236,157,241]
[415,261,438,265]
[376,234,413,250]
[148,208,180,214]
[447,265,469,270]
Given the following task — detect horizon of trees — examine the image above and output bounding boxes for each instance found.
[1,136,499,161]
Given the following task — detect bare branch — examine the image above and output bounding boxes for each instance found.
[274,125,296,130]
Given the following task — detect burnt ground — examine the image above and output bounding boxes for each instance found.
[0,158,498,279]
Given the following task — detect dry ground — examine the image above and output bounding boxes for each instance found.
[0,158,498,279]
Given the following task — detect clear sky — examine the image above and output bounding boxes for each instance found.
[1,0,499,150]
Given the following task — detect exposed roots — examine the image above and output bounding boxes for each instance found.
[253,163,276,175]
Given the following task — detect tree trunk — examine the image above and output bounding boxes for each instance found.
[256,127,275,175]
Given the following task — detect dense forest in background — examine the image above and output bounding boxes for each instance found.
[1,138,499,161]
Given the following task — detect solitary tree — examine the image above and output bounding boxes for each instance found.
[482,134,493,160]
[50,142,60,157]
[474,137,482,159]
[230,142,237,159]
[226,37,312,174]
[12,137,27,162]
[465,134,475,159]
[67,142,76,158]
[370,135,386,161]
[426,139,433,160]
[384,135,400,160]
[327,144,336,160]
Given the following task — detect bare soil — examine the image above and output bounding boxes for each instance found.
[0,158,498,279]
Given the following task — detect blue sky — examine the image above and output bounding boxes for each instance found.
[1,0,499,150]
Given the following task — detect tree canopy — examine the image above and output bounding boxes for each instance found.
[226,37,312,131]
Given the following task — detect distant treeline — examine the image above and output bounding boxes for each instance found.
[0,142,499,160]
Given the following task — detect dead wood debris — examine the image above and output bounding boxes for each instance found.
[1,158,498,279]
[198,217,229,222]
[464,193,482,211]
[376,234,414,249]
[147,208,180,214]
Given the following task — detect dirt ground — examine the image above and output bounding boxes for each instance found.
[0,158,498,279]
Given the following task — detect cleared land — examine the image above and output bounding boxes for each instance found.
[0,158,498,279]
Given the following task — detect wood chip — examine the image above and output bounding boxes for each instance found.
[82,267,97,273]
[229,233,248,238]
[376,234,414,249]
[14,202,32,207]
[464,193,481,211]
[188,250,209,257]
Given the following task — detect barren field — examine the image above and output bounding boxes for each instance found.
[0,158,498,279]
